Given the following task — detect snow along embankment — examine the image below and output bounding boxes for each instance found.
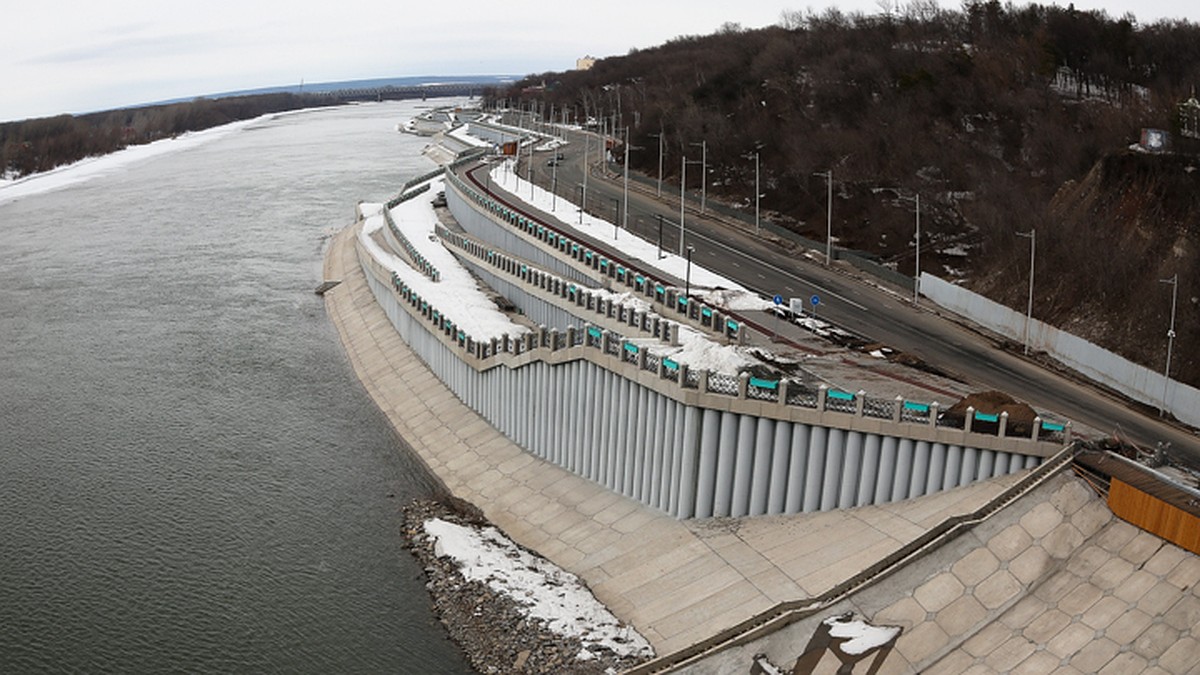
[402,499,653,674]
[357,179,530,341]
[0,114,279,206]
[363,172,766,376]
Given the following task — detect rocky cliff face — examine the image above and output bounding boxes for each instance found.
[1015,150,1198,385]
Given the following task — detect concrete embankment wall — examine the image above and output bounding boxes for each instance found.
[675,470,1200,675]
[358,235,1045,519]
[921,273,1200,428]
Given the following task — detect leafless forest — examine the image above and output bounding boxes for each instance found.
[490,1,1200,385]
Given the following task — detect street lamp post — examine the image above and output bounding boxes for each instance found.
[582,125,589,214]
[679,156,702,255]
[680,156,687,256]
[914,193,921,303]
[1159,273,1179,416]
[648,132,664,196]
[551,154,559,211]
[612,197,620,239]
[685,245,695,298]
[754,151,761,235]
[815,170,833,265]
[657,214,665,259]
[622,128,631,231]
[577,185,584,224]
[1016,229,1036,355]
[691,141,707,213]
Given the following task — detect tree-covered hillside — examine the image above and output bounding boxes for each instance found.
[1,94,338,179]
[490,1,1200,388]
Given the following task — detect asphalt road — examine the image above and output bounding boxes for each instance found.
[492,119,1199,464]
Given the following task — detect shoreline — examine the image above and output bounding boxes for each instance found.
[401,497,651,674]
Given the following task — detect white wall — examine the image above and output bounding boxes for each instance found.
[920,273,1198,428]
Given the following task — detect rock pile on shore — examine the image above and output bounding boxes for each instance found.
[402,498,652,674]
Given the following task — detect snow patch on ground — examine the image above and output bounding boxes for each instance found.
[358,179,529,341]
[423,518,654,661]
[824,614,901,656]
[487,159,763,314]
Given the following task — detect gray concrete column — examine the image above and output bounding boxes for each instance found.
[821,428,845,511]
[804,426,828,512]
[857,433,881,507]
[977,449,995,483]
[838,431,863,509]
[784,424,810,514]
[928,443,947,493]
[959,446,978,485]
[677,405,703,519]
[943,445,963,490]
[875,436,898,504]
[910,441,931,497]
[762,421,787,516]
[733,415,761,517]
[892,438,915,501]
[694,409,723,518]
[713,411,740,517]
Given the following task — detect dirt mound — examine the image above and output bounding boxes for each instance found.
[944,390,1038,435]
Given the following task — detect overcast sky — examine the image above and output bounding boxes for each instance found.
[5,0,1198,123]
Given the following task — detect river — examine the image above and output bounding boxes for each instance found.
[0,101,476,673]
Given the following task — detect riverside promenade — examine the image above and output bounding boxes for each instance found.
[322,221,1030,654]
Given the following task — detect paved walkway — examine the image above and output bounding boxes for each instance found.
[322,222,1026,654]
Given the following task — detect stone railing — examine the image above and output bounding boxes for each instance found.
[444,168,746,343]
[357,230,1070,451]
[436,223,682,345]
[380,204,440,282]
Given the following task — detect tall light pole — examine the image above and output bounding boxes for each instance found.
[914,193,921,304]
[551,155,559,211]
[680,156,702,255]
[1159,273,1178,416]
[582,125,589,214]
[754,151,761,235]
[691,140,707,213]
[685,245,695,298]
[1016,229,1036,355]
[815,170,833,265]
[622,128,630,231]
[648,132,664,196]
[680,156,687,256]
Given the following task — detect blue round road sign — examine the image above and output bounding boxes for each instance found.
[773,294,783,305]
[811,294,821,306]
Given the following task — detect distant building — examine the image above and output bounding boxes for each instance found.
[575,56,596,71]
[1139,128,1171,153]
[1179,97,1200,140]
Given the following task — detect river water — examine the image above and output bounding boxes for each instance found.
[0,102,475,673]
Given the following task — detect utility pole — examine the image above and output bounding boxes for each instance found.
[680,156,687,256]
[815,170,833,265]
[754,151,760,235]
[622,127,630,231]
[1160,273,1179,416]
[690,141,707,213]
[1017,229,1036,355]
[914,193,920,304]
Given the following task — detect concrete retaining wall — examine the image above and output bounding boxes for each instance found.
[360,242,1044,519]
[921,273,1199,427]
